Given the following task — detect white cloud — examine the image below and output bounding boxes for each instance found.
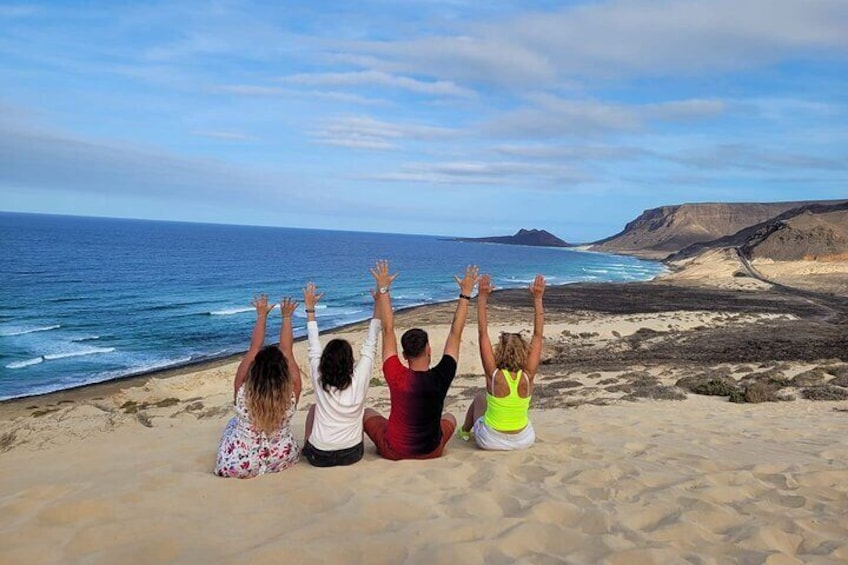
[310,116,457,150]
[669,144,848,171]
[213,84,389,106]
[486,95,726,138]
[495,144,650,161]
[279,70,476,98]
[356,159,587,185]
[342,0,848,88]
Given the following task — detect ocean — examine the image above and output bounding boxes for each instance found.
[0,212,664,400]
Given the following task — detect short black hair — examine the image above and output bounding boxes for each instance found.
[318,339,355,392]
[401,328,429,359]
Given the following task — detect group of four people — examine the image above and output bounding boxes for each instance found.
[214,260,546,478]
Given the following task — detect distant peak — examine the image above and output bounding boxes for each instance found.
[452,228,571,248]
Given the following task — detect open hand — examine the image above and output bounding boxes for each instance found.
[530,274,546,299]
[251,294,275,317]
[370,259,398,291]
[303,282,324,310]
[280,297,299,317]
[478,274,495,296]
[454,265,479,296]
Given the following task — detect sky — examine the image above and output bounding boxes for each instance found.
[1,0,846,241]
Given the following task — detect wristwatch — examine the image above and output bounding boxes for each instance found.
[379,286,389,294]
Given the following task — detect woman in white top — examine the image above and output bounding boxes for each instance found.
[302,275,381,467]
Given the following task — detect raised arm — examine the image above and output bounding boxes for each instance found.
[444,265,479,361]
[523,274,546,378]
[233,295,274,400]
[303,282,324,382]
[279,296,303,403]
[354,288,383,394]
[370,259,398,363]
[477,274,497,379]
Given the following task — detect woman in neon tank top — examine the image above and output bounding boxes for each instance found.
[459,273,545,450]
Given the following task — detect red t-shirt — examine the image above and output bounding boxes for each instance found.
[383,354,457,455]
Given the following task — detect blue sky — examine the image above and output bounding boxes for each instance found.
[1,0,846,241]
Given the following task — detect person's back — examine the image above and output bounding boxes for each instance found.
[363,261,478,460]
[484,368,531,432]
[302,280,381,467]
[383,353,455,456]
[459,273,545,451]
[215,296,302,478]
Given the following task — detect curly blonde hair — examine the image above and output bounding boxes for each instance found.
[494,332,529,373]
[245,346,294,435]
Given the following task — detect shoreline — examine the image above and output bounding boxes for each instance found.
[5,240,844,406]
[5,265,845,410]
[4,258,848,563]
[2,270,667,405]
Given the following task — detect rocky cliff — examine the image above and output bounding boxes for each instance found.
[591,201,842,259]
[670,202,848,262]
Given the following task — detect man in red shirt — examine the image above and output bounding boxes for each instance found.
[363,260,478,460]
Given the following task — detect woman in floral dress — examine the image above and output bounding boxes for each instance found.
[215,295,302,478]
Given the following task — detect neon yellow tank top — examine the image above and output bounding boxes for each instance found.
[484,369,531,432]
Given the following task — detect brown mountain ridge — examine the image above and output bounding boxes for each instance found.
[591,200,847,260]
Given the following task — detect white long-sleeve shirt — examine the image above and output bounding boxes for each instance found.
[306,318,381,451]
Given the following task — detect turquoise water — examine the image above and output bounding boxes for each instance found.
[0,212,664,400]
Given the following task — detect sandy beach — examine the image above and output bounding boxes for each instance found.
[2,262,847,564]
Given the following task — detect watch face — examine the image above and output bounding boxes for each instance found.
[379,286,389,294]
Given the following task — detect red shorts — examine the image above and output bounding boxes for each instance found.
[363,415,456,461]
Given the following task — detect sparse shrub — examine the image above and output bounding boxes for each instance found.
[829,375,848,388]
[691,379,740,397]
[0,431,16,452]
[626,385,686,401]
[728,390,747,403]
[829,365,848,379]
[675,374,736,393]
[136,412,153,427]
[549,379,582,389]
[791,369,827,387]
[744,383,777,403]
[154,397,180,408]
[802,386,848,401]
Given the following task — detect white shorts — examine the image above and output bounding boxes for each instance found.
[472,417,535,451]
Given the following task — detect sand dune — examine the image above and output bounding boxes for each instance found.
[2,299,848,563]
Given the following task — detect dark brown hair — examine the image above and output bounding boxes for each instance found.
[401,328,429,358]
[318,339,355,392]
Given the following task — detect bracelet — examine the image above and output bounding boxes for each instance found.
[305,308,316,313]
[459,293,472,300]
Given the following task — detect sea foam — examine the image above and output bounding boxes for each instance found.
[6,357,45,369]
[42,347,116,361]
[0,324,61,337]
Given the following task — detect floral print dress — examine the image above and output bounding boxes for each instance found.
[215,385,300,478]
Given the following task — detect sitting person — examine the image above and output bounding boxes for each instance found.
[215,295,302,478]
[301,277,381,467]
[459,273,545,450]
[363,260,478,460]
